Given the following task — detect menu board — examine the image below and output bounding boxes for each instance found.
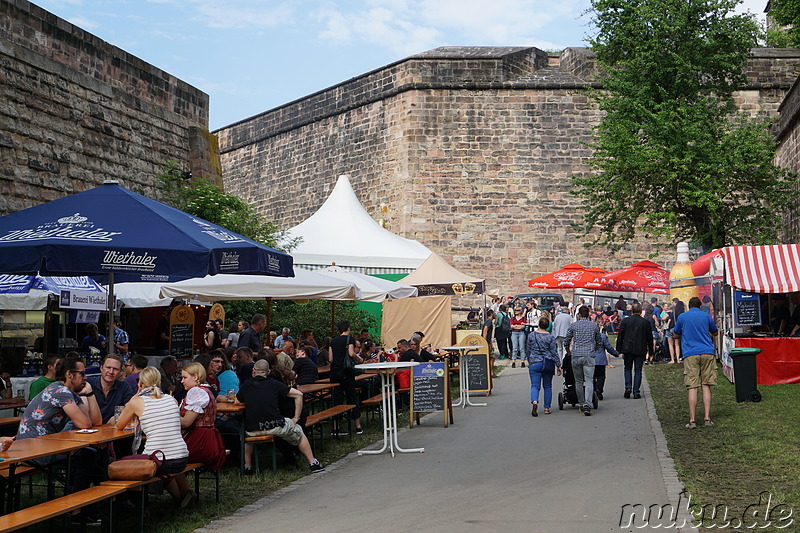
[734,291,762,327]
[170,323,193,358]
[412,362,447,412]
[465,350,490,393]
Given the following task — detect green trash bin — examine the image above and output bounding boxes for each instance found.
[729,347,762,403]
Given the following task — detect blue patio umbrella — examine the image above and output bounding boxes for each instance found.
[0,181,294,343]
[0,274,105,310]
[0,181,293,281]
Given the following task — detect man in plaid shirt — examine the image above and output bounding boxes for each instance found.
[566,305,603,415]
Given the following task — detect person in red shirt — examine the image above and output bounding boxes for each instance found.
[510,306,527,368]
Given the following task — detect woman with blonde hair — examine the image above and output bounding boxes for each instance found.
[116,366,193,508]
[179,362,226,470]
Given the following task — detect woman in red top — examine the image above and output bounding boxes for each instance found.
[510,306,527,368]
[179,362,226,470]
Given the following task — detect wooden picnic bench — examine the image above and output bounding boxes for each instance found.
[100,461,219,533]
[0,484,125,532]
[304,404,355,452]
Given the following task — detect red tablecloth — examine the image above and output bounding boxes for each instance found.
[733,337,800,385]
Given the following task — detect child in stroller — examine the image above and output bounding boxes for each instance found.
[558,354,599,411]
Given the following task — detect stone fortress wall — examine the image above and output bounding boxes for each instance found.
[217,46,800,295]
[0,0,217,217]
[1,0,799,297]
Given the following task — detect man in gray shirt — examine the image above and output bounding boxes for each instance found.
[565,305,603,415]
[552,304,573,364]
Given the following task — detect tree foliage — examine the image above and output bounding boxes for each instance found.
[573,0,799,251]
[157,161,298,252]
[222,299,378,343]
[767,0,800,48]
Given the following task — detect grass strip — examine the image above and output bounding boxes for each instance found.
[645,363,800,531]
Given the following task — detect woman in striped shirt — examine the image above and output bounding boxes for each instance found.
[116,366,193,508]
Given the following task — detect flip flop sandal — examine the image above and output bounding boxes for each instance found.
[544,408,551,415]
[685,421,697,429]
[704,419,714,427]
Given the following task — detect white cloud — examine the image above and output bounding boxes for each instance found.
[146,0,295,30]
[66,16,99,30]
[315,0,588,56]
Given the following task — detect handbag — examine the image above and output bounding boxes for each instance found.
[531,332,556,375]
[341,335,360,376]
[107,450,165,481]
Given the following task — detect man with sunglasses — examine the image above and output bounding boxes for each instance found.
[18,356,102,437]
[16,357,103,502]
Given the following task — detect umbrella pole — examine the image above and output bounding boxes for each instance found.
[107,273,115,355]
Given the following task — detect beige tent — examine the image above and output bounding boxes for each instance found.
[399,252,485,296]
[381,295,451,348]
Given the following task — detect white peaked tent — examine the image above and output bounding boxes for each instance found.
[315,265,418,302]
[284,175,433,273]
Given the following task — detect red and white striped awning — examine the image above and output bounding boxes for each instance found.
[721,245,800,294]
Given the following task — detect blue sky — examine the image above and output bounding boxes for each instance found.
[34,0,768,131]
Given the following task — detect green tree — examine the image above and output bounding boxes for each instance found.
[573,0,798,251]
[767,0,800,48]
[223,299,378,342]
[157,161,298,251]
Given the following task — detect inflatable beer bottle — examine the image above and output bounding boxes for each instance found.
[670,242,699,302]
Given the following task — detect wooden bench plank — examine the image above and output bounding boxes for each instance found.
[244,434,275,443]
[305,405,355,427]
[0,485,125,532]
[362,392,392,406]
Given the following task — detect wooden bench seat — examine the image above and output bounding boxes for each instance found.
[362,392,389,407]
[244,434,277,474]
[304,404,355,453]
[305,404,356,427]
[0,484,125,532]
[101,461,220,532]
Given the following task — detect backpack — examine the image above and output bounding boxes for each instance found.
[499,312,511,333]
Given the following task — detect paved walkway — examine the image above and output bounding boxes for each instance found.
[198,363,691,532]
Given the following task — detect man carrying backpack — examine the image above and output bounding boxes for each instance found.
[494,304,512,360]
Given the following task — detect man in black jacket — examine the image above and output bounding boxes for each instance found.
[616,303,654,399]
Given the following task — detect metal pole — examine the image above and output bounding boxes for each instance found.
[107,273,115,354]
[265,297,272,335]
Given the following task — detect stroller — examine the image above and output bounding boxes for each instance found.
[557,354,599,411]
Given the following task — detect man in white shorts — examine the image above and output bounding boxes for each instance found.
[237,359,324,474]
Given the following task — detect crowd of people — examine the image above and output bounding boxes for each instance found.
[481,294,717,423]
[7,312,365,522]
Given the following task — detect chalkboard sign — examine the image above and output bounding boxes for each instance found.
[465,350,490,393]
[734,291,762,327]
[413,362,447,412]
[170,323,193,358]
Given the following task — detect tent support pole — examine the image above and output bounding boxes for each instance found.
[331,301,336,336]
[266,298,272,335]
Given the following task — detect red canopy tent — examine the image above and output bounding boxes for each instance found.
[528,263,600,288]
[603,260,670,294]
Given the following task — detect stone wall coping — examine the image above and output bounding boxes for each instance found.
[3,0,208,114]
[774,73,800,140]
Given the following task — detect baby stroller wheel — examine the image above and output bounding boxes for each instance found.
[592,391,599,410]
[558,392,564,410]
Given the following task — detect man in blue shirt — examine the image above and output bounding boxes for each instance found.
[674,296,718,429]
[87,354,134,424]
